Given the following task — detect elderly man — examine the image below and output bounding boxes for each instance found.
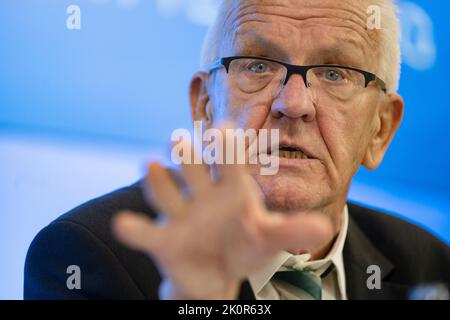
[25,0,449,300]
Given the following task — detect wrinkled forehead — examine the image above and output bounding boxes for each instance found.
[220,0,378,69]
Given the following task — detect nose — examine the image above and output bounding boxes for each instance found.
[270,74,316,122]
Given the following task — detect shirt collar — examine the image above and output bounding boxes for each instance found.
[248,205,349,298]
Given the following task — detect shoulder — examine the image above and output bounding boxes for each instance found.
[55,180,156,239]
[347,201,448,249]
[24,180,161,299]
[347,201,450,283]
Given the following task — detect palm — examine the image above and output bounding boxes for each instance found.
[113,145,332,299]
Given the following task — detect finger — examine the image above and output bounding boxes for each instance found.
[236,173,266,223]
[179,139,211,197]
[215,123,246,183]
[209,162,221,182]
[243,173,265,202]
[262,213,334,253]
[144,162,186,218]
[112,210,166,253]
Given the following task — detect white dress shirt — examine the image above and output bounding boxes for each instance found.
[248,206,349,300]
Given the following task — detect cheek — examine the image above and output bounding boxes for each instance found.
[215,80,272,129]
[318,102,372,178]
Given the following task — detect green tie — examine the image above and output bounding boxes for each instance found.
[273,265,334,300]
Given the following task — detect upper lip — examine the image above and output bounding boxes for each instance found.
[268,141,317,159]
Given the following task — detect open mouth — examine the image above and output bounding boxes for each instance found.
[278,147,309,159]
[273,145,314,160]
[257,142,317,161]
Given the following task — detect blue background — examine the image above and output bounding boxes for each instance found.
[0,0,449,299]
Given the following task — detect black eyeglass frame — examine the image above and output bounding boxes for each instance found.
[208,56,387,93]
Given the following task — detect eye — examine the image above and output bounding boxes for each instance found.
[249,62,269,74]
[324,69,344,81]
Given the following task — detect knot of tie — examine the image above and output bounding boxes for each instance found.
[273,264,334,300]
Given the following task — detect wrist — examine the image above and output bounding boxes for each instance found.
[159,279,241,300]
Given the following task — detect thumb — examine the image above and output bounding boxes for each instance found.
[263,212,335,253]
[112,210,165,254]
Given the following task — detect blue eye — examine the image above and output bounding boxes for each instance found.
[250,63,268,73]
[325,69,343,81]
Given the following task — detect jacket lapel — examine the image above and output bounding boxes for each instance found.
[344,214,410,299]
[238,209,411,300]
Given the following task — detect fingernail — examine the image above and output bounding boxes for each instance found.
[148,162,162,173]
[114,211,137,232]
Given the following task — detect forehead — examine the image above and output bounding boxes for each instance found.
[221,0,378,68]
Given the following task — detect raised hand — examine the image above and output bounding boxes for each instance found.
[112,136,333,300]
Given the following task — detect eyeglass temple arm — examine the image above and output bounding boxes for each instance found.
[372,75,387,93]
[207,59,226,73]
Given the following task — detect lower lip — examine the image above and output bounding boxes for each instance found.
[259,154,321,167]
[277,156,319,166]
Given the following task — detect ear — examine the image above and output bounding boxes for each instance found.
[189,71,214,125]
[362,93,404,170]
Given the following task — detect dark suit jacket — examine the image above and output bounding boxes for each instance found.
[24,181,450,300]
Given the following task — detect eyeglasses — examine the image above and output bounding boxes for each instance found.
[208,56,387,102]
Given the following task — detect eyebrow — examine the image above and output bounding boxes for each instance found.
[307,46,364,67]
[232,30,292,61]
[232,30,365,68]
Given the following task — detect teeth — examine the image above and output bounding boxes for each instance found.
[278,150,308,159]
